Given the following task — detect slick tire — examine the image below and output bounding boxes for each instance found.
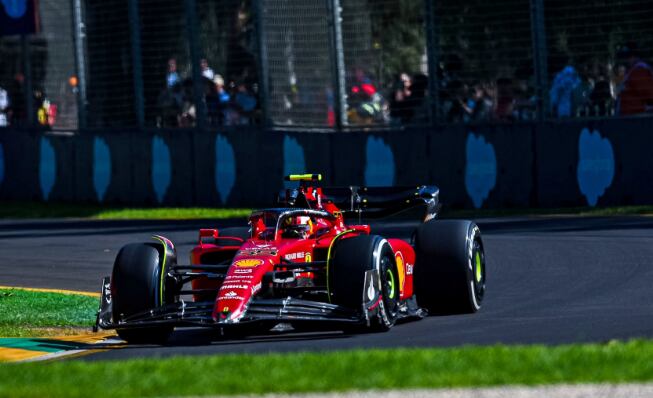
[414,220,486,314]
[329,235,399,332]
[112,242,174,344]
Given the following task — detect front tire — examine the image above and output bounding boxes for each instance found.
[414,220,486,314]
[329,235,399,331]
[112,242,175,344]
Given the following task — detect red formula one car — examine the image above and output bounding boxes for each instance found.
[95,174,486,343]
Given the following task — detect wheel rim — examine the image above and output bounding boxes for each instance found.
[380,255,399,321]
[475,251,482,283]
[385,268,396,299]
[472,241,485,301]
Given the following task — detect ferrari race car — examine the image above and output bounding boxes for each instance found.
[95,174,486,343]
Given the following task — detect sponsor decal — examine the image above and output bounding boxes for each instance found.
[221,284,250,290]
[284,252,305,261]
[406,263,414,275]
[225,275,254,280]
[251,282,262,295]
[233,268,253,274]
[305,253,312,263]
[218,291,244,301]
[234,259,264,268]
[218,296,244,301]
[240,248,278,256]
[395,252,405,294]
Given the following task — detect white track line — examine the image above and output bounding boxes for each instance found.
[189,384,653,398]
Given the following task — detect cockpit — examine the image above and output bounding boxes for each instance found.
[248,208,335,241]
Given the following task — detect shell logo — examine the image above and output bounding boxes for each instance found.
[234,259,264,267]
[395,252,405,294]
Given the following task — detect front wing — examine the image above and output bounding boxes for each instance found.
[95,270,425,332]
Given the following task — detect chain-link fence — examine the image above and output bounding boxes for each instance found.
[2,0,653,131]
[545,0,653,118]
[0,0,78,130]
[342,0,429,127]
[259,0,335,128]
[435,0,535,123]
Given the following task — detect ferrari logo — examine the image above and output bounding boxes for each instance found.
[305,253,312,263]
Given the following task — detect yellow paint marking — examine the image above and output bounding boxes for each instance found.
[53,331,116,343]
[0,332,121,363]
[0,347,50,362]
[0,286,100,298]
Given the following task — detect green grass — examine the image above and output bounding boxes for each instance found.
[1,340,653,397]
[0,289,98,337]
[94,207,252,220]
[0,201,251,220]
[443,205,653,219]
[2,200,653,221]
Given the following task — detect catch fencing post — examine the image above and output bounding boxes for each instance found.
[530,0,548,121]
[253,0,271,129]
[72,0,88,129]
[328,0,347,130]
[184,0,206,130]
[20,36,34,127]
[127,0,145,128]
[424,0,440,125]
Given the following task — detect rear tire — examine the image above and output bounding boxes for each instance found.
[112,243,174,344]
[329,235,399,331]
[414,220,486,314]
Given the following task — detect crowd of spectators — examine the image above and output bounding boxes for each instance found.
[0,72,62,128]
[436,43,653,124]
[294,49,653,128]
[4,45,652,130]
[157,57,259,128]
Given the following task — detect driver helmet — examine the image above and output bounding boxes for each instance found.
[282,216,314,238]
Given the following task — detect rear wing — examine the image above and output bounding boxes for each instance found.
[279,184,440,222]
[323,185,440,221]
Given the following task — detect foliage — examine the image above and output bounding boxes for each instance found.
[2,340,653,396]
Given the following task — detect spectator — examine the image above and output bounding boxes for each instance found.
[167,58,180,88]
[615,43,653,116]
[407,73,429,123]
[0,84,9,127]
[347,67,385,125]
[390,73,413,123]
[205,75,231,126]
[589,64,613,116]
[494,78,515,121]
[233,82,257,125]
[444,79,466,123]
[464,82,493,122]
[8,73,26,126]
[549,66,581,118]
[200,58,215,80]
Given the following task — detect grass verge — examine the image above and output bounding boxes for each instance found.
[0,289,98,337]
[0,201,251,220]
[1,340,653,397]
[443,204,653,219]
[2,200,653,220]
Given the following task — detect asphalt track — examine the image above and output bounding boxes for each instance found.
[1,215,652,361]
